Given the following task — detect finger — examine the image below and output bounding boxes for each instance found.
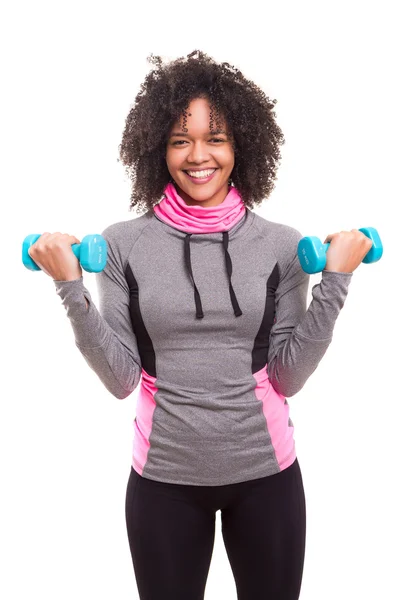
[69,236,81,245]
[58,233,81,242]
[356,229,372,242]
[34,232,51,244]
[323,232,339,243]
[42,232,63,243]
[46,233,80,246]
[29,232,51,254]
[59,235,81,246]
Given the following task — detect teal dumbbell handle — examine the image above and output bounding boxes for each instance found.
[22,234,108,273]
[297,227,383,274]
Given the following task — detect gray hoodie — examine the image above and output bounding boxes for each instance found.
[54,208,352,486]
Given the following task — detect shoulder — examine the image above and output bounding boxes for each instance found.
[250,212,306,278]
[101,212,153,247]
[251,212,303,252]
[100,211,154,265]
[101,211,153,241]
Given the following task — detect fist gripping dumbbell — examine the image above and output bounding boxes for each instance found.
[297,227,383,274]
[22,234,108,273]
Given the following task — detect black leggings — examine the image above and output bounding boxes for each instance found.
[125,458,306,600]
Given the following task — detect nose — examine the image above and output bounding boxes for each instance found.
[187,141,213,163]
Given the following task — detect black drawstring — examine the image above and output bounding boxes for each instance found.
[222,231,243,317]
[184,234,204,319]
[184,231,243,320]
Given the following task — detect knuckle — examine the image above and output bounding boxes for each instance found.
[360,232,372,244]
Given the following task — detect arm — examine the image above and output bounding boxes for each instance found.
[267,230,353,397]
[53,226,142,399]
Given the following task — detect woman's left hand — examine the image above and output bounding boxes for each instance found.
[323,229,373,273]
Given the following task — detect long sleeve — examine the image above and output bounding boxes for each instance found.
[267,229,353,397]
[53,226,142,399]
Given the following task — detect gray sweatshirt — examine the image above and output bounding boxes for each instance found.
[54,208,352,486]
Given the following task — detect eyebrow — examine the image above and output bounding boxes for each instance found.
[170,130,227,138]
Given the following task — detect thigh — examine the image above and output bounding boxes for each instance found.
[221,458,306,600]
[125,467,216,600]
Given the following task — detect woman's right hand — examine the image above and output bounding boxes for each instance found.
[28,232,83,281]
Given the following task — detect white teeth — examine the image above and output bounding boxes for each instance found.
[186,169,216,178]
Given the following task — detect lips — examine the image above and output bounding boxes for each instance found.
[183,169,217,174]
[183,169,218,183]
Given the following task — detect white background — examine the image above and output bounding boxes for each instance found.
[1,1,398,598]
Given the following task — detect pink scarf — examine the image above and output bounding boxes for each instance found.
[153,182,246,233]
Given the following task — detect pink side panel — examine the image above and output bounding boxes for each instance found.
[253,365,296,470]
[131,368,158,475]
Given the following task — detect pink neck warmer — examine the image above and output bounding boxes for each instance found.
[153,182,246,233]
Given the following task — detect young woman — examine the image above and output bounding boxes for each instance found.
[29,50,372,600]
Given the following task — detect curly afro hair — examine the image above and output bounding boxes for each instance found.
[118,49,285,215]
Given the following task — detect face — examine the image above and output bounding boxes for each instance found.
[165,97,235,207]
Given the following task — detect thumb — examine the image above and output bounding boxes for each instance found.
[323,232,338,244]
[68,235,81,245]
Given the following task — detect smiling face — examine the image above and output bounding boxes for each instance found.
[165,97,235,207]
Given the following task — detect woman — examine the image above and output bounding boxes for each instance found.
[29,50,372,599]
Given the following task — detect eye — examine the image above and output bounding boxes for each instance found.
[172,138,225,146]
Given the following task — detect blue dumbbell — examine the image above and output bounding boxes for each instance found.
[297,227,383,274]
[22,234,108,273]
